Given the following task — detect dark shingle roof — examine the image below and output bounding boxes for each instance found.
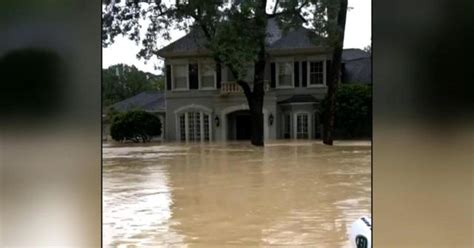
[157,28,210,56]
[268,27,320,50]
[342,49,370,62]
[342,58,371,84]
[157,19,324,57]
[108,91,166,113]
[278,95,319,105]
[341,49,371,84]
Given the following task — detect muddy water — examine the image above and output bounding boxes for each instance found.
[103,141,371,247]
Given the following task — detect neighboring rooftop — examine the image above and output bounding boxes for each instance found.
[107,91,166,113]
[341,49,371,84]
[278,95,319,105]
[342,48,370,62]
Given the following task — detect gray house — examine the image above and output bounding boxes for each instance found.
[157,19,335,142]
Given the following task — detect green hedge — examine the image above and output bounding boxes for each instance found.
[323,84,372,138]
[110,111,162,143]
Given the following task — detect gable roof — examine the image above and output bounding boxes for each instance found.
[107,91,166,113]
[157,18,327,57]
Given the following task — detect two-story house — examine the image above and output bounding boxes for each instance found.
[157,18,334,142]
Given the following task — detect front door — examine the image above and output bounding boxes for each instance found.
[235,114,251,140]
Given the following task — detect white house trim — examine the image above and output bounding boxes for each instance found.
[174,104,213,115]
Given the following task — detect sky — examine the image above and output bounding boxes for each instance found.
[102,0,371,74]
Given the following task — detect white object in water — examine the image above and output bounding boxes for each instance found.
[349,216,372,248]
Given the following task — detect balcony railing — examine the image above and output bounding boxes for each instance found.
[220,81,270,95]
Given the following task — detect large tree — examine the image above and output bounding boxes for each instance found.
[319,0,348,145]
[102,63,164,107]
[102,0,348,146]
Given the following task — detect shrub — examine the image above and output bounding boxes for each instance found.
[323,84,372,138]
[110,111,162,143]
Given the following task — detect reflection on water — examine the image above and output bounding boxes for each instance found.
[103,140,371,247]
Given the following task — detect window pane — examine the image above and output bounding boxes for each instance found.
[278,62,292,86]
[296,114,309,139]
[309,61,323,85]
[201,64,215,88]
[204,114,210,141]
[195,112,201,141]
[174,65,187,89]
[188,112,194,140]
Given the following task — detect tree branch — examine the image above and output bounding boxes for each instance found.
[267,0,309,18]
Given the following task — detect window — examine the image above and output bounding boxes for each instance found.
[178,112,211,142]
[296,113,309,139]
[200,64,216,89]
[278,62,293,87]
[309,61,324,85]
[203,115,210,141]
[173,64,188,90]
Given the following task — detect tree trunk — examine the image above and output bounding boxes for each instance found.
[249,102,264,146]
[323,0,348,146]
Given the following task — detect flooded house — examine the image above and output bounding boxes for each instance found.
[105,20,370,142]
[158,18,335,142]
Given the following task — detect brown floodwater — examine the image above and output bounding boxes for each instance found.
[103,140,371,247]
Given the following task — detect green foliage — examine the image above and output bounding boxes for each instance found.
[101,1,329,80]
[102,64,164,107]
[322,84,372,138]
[110,110,162,143]
[363,44,371,54]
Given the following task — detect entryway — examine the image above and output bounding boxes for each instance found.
[227,110,252,140]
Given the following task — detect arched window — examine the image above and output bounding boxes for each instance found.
[178,111,211,142]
